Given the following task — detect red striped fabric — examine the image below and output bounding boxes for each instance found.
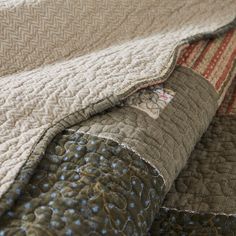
[177,29,236,94]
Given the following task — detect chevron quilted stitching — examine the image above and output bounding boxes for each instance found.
[0,0,236,77]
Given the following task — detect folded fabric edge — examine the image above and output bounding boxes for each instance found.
[0,19,235,218]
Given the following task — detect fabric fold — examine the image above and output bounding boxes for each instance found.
[77,67,219,191]
[151,78,236,235]
[0,28,235,235]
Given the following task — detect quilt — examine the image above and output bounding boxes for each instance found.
[151,78,236,236]
[0,1,236,235]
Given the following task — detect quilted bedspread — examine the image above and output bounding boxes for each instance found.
[0,1,236,235]
[151,81,236,235]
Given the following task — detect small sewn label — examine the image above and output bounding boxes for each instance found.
[123,84,175,119]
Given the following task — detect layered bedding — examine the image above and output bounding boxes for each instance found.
[0,1,236,235]
[151,78,236,236]
[149,31,236,236]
